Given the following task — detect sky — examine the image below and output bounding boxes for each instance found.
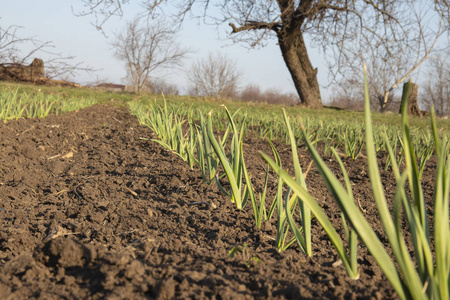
[0,0,332,101]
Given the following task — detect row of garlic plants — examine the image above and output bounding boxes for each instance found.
[130,75,448,299]
[0,87,99,121]
[262,74,449,299]
[132,95,439,173]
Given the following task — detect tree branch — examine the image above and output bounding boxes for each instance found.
[229,21,281,34]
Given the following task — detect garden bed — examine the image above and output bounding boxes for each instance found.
[1,104,438,299]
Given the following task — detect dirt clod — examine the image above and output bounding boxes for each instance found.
[33,237,95,269]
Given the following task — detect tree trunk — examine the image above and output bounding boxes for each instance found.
[399,82,421,117]
[277,30,323,109]
[379,93,394,112]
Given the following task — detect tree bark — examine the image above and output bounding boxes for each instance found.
[277,29,323,109]
[400,82,421,116]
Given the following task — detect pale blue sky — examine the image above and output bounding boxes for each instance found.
[1,1,332,101]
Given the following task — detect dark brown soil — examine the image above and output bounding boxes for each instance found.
[0,104,437,299]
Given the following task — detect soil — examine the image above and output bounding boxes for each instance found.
[0,104,438,299]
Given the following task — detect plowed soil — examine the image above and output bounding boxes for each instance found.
[0,104,438,299]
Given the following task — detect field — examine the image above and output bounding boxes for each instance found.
[0,81,448,299]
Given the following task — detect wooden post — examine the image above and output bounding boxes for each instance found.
[400,82,422,117]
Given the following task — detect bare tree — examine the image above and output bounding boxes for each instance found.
[187,52,241,99]
[76,0,449,109]
[0,24,49,64]
[329,79,364,110]
[111,16,189,93]
[1,23,58,80]
[421,54,450,116]
[1,21,95,82]
[435,1,450,24]
[43,55,94,80]
[329,1,448,112]
[1,24,26,62]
